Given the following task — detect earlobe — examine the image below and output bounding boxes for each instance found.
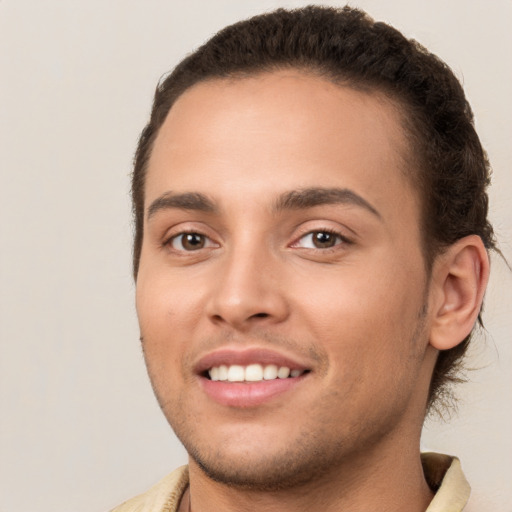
[429,235,490,351]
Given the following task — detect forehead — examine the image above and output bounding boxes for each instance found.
[146,70,418,223]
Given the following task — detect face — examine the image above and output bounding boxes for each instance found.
[136,71,436,490]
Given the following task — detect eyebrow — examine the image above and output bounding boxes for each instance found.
[146,187,381,221]
[147,192,217,220]
[273,187,381,218]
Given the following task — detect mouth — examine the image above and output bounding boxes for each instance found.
[195,348,312,407]
[206,364,309,382]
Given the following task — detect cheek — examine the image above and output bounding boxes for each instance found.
[136,274,187,381]
[136,267,202,332]
[295,261,426,369]
[299,271,427,425]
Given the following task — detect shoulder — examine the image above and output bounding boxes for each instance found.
[110,466,189,512]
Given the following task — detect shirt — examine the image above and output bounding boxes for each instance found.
[110,452,471,512]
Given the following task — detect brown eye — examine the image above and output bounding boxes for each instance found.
[311,231,337,248]
[171,233,207,251]
[294,230,346,250]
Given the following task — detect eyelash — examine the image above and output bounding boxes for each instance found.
[291,228,353,252]
[163,227,352,254]
[164,231,218,253]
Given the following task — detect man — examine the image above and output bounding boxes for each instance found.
[113,6,494,511]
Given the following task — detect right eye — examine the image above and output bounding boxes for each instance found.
[169,232,216,251]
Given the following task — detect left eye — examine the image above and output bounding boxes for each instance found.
[170,232,216,251]
[295,230,345,249]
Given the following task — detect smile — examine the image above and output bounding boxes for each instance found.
[208,364,307,382]
[196,348,312,407]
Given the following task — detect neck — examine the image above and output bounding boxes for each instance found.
[182,436,433,512]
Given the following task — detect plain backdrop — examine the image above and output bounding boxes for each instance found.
[1,1,511,511]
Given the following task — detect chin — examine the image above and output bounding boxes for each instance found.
[173,417,351,492]
[188,444,337,491]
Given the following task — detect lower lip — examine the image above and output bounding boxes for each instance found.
[200,375,307,408]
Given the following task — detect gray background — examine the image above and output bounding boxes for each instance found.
[1,1,511,510]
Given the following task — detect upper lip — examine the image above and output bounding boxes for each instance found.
[194,347,311,375]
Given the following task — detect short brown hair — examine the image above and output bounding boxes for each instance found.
[131,5,496,412]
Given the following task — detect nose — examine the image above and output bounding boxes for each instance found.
[205,244,290,330]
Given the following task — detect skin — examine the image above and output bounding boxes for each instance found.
[136,70,489,512]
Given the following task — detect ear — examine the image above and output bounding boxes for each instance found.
[429,235,490,350]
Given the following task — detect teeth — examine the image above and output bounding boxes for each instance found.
[210,367,220,381]
[277,366,291,379]
[207,364,306,382]
[245,364,263,382]
[227,365,245,382]
[263,364,278,380]
[218,365,228,381]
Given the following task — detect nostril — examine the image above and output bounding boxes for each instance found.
[252,312,269,318]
